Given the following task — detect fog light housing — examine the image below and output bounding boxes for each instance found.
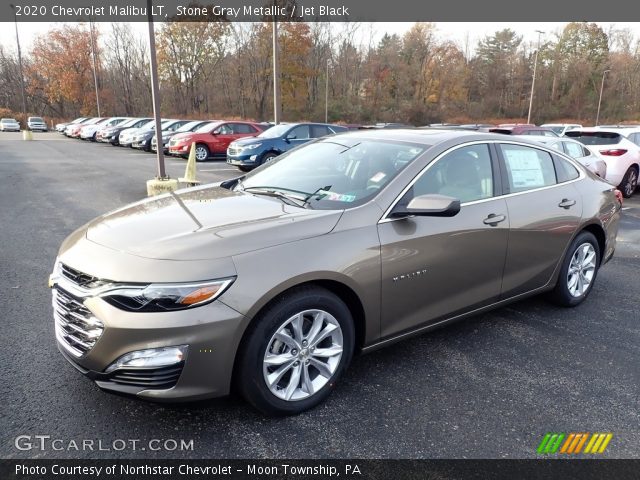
[250,155,257,161]
[105,345,188,373]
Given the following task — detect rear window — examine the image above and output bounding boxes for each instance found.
[565,131,622,145]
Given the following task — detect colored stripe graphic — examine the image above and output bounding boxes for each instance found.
[538,433,613,454]
[537,433,565,454]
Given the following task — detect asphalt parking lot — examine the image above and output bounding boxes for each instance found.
[1,132,639,459]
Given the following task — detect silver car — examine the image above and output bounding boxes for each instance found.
[50,130,621,415]
[0,118,20,132]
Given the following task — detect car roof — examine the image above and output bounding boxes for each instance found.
[325,128,530,147]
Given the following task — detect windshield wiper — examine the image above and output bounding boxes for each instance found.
[242,186,306,207]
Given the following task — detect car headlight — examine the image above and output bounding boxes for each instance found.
[100,278,235,312]
[242,143,262,150]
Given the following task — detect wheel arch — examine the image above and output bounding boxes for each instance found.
[230,278,367,389]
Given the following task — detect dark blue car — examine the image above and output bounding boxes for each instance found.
[226,122,348,171]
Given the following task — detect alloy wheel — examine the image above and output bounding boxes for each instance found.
[195,146,208,161]
[567,243,596,298]
[625,169,637,197]
[263,309,343,401]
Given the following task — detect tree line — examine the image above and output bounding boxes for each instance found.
[1,21,639,126]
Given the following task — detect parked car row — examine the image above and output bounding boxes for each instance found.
[54,115,639,197]
[56,115,350,172]
[1,117,48,131]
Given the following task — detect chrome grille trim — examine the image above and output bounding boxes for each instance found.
[227,147,240,156]
[52,288,104,358]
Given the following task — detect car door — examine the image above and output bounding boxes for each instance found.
[378,143,509,339]
[208,123,235,156]
[497,142,583,298]
[284,125,312,150]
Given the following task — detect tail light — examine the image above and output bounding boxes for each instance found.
[599,149,627,156]
[614,189,623,206]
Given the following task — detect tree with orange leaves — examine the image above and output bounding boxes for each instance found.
[27,24,109,117]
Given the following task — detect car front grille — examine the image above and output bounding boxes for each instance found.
[106,364,184,390]
[227,147,241,156]
[53,288,104,357]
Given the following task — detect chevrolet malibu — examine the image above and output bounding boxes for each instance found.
[49,130,621,415]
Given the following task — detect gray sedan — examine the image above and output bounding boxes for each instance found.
[50,130,621,415]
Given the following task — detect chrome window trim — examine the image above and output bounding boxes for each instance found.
[378,139,586,224]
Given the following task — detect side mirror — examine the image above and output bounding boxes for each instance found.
[285,133,296,142]
[212,130,220,135]
[390,194,461,218]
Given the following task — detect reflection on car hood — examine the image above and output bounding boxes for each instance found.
[84,185,342,260]
[231,136,263,146]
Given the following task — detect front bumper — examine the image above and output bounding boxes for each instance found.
[226,153,259,167]
[52,284,245,401]
[132,139,152,149]
[169,144,191,156]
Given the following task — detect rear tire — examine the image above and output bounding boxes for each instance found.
[236,286,354,416]
[549,231,600,307]
[618,166,638,198]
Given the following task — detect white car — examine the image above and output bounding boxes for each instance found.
[541,123,582,136]
[27,116,47,131]
[118,120,156,147]
[80,117,126,141]
[566,128,640,198]
[0,118,20,132]
[56,117,87,133]
[519,135,607,179]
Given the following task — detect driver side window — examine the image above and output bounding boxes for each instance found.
[410,144,494,204]
[287,125,310,140]
[215,124,233,135]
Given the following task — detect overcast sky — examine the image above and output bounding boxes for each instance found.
[1,22,638,55]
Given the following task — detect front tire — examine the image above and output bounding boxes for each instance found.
[261,152,278,165]
[618,166,638,198]
[195,144,209,162]
[236,286,354,416]
[550,231,600,307]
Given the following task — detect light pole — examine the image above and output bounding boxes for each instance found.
[147,0,165,179]
[325,58,330,123]
[526,30,544,125]
[88,20,101,117]
[595,69,610,127]
[272,21,281,124]
[9,4,27,123]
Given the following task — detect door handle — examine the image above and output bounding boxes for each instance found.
[558,199,576,209]
[483,213,506,226]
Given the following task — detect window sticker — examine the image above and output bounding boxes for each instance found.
[319,191,357,202]
[503,149,545,188]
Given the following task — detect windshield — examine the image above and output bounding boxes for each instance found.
[238,138,426,209]
[118,118,139,128]
[195,122,219,133]
[30,117,44,122]
[547,126,564,135]
[2,118,16,122]
[177,121,202,133]
[258,124,291,138]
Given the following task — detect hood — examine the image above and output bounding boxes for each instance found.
[81,185,342,261]
[232,136,264,147]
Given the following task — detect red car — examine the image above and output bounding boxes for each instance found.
[167,121,267,161]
